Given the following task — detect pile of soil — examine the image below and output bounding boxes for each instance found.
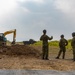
[0,45,41,58]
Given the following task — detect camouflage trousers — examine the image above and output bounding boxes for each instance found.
[57,47,66,59]
[42,46,49,59]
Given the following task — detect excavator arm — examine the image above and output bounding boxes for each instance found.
[3,29,16,44]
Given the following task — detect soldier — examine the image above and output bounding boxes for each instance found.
[71,32,75,61]
[56,34,68,59]
[40,29,53,60]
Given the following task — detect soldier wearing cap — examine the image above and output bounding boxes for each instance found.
[56,34,68,59]
[40,29,53,60]
[71,32,75,61]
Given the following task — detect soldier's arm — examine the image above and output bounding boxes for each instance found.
[48,36,53,40]
[40,35,43,40]
[59,39,62,47]
[65,39,68,46]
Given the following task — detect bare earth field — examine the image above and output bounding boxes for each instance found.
[0,45,75,71]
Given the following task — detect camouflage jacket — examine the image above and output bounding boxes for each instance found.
[59,38,68,47]
[40,34,52,46]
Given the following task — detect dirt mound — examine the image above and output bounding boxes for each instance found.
[0,45,41,58]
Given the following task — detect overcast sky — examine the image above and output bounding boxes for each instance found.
[0,0,75,41]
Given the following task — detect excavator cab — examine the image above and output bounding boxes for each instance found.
[0,33,7,46]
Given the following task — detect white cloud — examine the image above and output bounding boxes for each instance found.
[20,7,30,13]
[0,0,31,21]
[53,0,75,25]
[17,0,45,4]
[32,0,44,4]
[17,0,26,2]
[54,0,75,13]
[0,26,10,33]
[0,0,17,15]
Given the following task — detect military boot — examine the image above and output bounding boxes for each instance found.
[55,57,59,59]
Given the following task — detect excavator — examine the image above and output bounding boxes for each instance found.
[0,29,16,46]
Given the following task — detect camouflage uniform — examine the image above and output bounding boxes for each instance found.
[56,35,68,59]
[40,30,53,60]
[71,32,75,61]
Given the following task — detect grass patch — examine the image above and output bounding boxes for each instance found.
[33,39,72,50]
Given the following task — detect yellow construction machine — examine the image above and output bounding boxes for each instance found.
[0,29,16,46]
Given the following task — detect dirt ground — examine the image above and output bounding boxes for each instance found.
[0,45,75,71]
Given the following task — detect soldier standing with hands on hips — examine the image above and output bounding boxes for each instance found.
[40,29,53,60]
[56,34,68,59]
